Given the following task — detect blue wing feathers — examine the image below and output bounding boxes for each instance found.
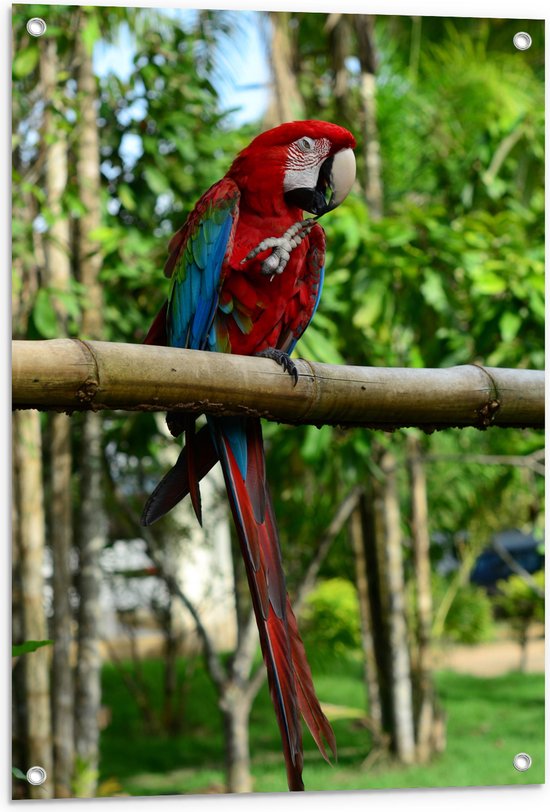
[167,180,240,351]
[285,224,326,355]
[193,225,209,269]
[310,264,325,323]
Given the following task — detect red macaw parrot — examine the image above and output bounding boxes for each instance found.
[141,120,356,791]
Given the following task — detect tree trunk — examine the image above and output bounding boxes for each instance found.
[376,449,415,763]
[220,685,253,793]
[518,625,529,673]
[162,594,182,735]
[350,503,383,739]
[50,414,75,796]
[264,12,304,128]
[12,419,27,799]
[42,36,72,319]
[355,15,384,219]
[407,435,436,762]
[365,446,416,764]
[13,410,54,799]
[75,411,105,797]
[41,35,75,797]
[361,480,395,749]
[73,25,105,797]
[326,14,352,123]
[75,35,103,336]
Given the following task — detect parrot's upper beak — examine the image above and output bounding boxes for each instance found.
[284,147,356,216]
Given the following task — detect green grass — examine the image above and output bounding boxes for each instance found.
[99,656,545,796]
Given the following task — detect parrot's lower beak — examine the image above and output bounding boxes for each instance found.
[284,147,356,216]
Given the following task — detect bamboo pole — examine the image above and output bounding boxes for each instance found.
[12,339,544,430]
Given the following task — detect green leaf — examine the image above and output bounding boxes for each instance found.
[353,291,383,329]
[13,46,39,79]
[473,272,507,295]
[144,166,168,196]
[12,640,53,657]
[420,271,448,313]
[302,424,332,463]
[81,12,101,55]
[51,290,82,322]
[499,311,521,342]
[118,184,136,212]
[88,226,119,241]
[87,226,122,253]
[12,767,27,781]
[297,324,343,365]
[32,290,59,339]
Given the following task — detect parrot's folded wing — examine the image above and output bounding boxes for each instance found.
[165,177,240,352]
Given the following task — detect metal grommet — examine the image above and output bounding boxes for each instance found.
[26,18,47,37]
[26,766,47,785]
[513,752,532,772]
[513,32,532,50]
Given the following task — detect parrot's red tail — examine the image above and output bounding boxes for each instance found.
[141,406,336,790]
[140,424,218,526]
[212,415,336,791]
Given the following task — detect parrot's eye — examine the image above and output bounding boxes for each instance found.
[297,137,315,152]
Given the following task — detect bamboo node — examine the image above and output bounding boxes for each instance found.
[476,398,501,428]
[76,380,98,403]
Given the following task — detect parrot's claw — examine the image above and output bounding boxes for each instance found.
[241,218,318,277]
[256,348,299,386]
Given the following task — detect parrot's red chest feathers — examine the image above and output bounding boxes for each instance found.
[222,224,314,355]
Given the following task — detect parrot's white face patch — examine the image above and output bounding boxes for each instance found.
[283,137,332,193]
[283,165,319,193]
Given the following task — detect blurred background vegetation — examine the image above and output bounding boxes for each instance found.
[12,4,544,800]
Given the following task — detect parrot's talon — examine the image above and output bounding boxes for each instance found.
[256,348,299,386]
[241,218,318,276]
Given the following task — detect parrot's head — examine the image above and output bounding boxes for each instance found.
[229,120,356,217]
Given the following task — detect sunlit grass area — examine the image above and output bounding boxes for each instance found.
[99,657,544,795]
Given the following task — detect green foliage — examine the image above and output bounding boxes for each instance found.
[319,194,544,370]
[12,639,53,657]
[431,576,494,644]
[72,756,100,798]
[494,571,545,629]
[301,578,362,662]
[100,657,545,792]
[419,428,544,545]
[12,767,27,781]
[12,44,39,79]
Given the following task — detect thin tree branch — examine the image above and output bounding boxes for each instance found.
[146,546,227,690]
[484,124,527,187]
[231,608,261,687]
[104,463,228,691]
[426,450,544,476]
[492,540,545,598]
[293,485,364,613]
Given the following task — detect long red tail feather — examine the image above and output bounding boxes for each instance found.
[143,402,335,790]
[212,416,335,790]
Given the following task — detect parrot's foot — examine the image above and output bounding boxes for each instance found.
[256,348,299,385]
[241,218,318,278]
